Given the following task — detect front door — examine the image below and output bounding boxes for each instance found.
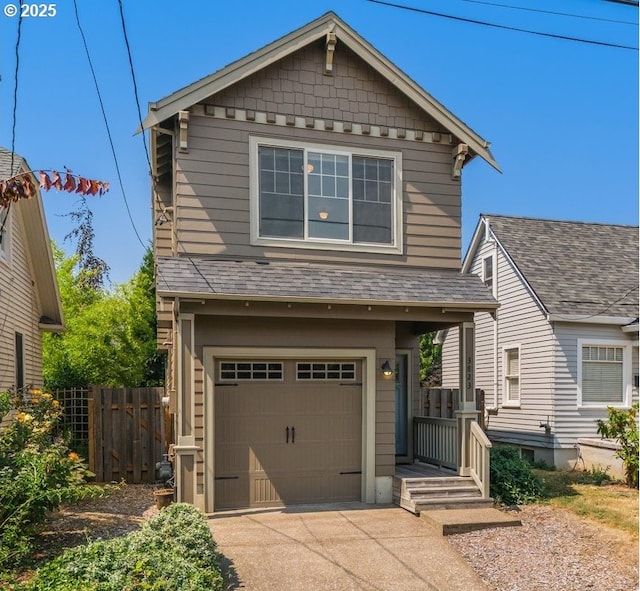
[395,352,410,462]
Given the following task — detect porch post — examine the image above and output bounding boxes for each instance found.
[456,321,479,476]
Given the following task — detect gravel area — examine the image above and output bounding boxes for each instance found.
[447,504,639,591]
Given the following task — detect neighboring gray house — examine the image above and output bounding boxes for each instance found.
[440,214,639,468]
[141,12,500,512]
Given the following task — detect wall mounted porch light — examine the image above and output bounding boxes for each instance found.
[381,360,393,377]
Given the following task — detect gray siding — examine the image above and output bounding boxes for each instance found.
[442,230,556,448]
[174,115,462,268]
[209,39,447,132]
[552,322,639,447]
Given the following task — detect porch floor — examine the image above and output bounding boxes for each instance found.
[395,462,458,479]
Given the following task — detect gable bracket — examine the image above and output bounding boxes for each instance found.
[325,32,337,74]
[452,143,468,178]
[178,110,190,153]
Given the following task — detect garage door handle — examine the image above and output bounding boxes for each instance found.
[291,426,295,444]
[286,426,289,444]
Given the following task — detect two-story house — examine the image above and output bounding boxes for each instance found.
[440,214,639,470]
[0,148,63,394]
[142,13,499,512]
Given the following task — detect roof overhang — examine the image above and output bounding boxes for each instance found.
[547,314,637,326]
[159,289,499,312]
[140,11,499,172]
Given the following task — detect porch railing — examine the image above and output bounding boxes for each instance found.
[413,416,458,470]
[469,421,492,498]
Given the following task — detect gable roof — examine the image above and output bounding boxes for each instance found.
[141,11,499,171]
[467,214,638,321]
[157,256,499,311]
[0,148,63,329]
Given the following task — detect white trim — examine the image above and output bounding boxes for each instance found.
[577,338,632,409]
[502,344,521,408]
[249,136,403,255]
[202,346,377,512]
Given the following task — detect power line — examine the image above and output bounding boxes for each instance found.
[72,0,147,251]
[551,285,639,322]
[366,0,639,50]
[451,0,638,26]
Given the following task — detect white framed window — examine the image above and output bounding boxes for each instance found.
[218,361,284,381]
[578,340,631,408]
[483,254,494,290]
[503,345,520,407]
[0,205,11,264]
[250,136,403,254]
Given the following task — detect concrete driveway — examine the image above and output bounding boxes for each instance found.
[209,503,488,591]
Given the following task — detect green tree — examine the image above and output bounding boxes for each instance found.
[596,403,639,488]
[419,332,441,384]
[43,245,164,389]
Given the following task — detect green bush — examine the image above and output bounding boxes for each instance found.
[0,389,104,570]
[490,446,544,505]
[596,403,639,488]
[25,503,224,591]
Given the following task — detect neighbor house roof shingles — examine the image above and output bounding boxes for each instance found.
[157,257,498,309]
[485,215,638,318]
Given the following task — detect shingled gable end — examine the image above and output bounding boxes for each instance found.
[144,12,500,512]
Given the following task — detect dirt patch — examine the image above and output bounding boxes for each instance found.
[31,484,159,566]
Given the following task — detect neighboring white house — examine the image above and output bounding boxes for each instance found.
[0,148,63,394]
[439,214,638,469]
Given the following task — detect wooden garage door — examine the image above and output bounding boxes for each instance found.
[214,359,362,510]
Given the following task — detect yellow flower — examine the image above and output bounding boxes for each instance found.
[31,389,42,397]
[51,400,60,408]
[17,412,33,423]
[68,452,80,462]
[16,412,25,422]
[42,392,52,400]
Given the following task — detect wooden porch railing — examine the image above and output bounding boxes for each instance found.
[413,416,458,470]
[470,421,492,498]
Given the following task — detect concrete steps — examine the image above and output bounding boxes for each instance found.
[393,474,494,515]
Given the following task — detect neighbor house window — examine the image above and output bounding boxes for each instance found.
[579,343,628,407]
[503,346,520,406]
[483,255,494,290]
[0,206,10,263]
[251,137,402,253]
[15,332,24,392]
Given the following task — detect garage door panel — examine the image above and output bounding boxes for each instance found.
[215,359,362,510]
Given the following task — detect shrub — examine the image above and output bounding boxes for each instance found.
[490,446,544,505]
[596,403,639,488]
[0,389,105,570]
[25,503,224,591]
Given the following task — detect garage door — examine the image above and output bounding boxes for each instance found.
[214,359,362,510]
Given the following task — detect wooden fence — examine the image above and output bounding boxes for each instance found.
[88,387,166,484]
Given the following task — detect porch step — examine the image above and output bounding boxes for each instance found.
[393,468,494,515]
[421,507,522,535]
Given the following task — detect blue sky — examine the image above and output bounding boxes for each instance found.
[1,0,637,285]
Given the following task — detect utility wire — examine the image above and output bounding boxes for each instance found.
[116,0,215,295]
[367,0,639,50]
[451,0,638,26]
[551,285,639,322]
[72,0,147,251]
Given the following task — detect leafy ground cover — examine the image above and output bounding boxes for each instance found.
[4,503,224,591]
[535,468,638,540]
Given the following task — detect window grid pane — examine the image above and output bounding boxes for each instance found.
[582,346,624,404]
[218,361,284,381]
[296,362,356,380]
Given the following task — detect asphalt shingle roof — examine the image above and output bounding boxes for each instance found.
[157,257,498,309]
[485,215,638,318]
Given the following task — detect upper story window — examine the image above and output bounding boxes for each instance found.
[250,137,403,254]
[503,345,520,407]
[578,342,630,407]
[483,255,493,290]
